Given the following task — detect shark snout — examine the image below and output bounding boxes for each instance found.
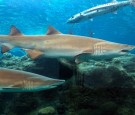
[67,18,74,23]
[49,79,65,89]
[66,19,70,23]
[52,79,65,86]
[120,45,135,54]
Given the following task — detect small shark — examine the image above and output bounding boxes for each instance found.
[0,68,65,92]
[67,0,135,23]
[0,25,135,62]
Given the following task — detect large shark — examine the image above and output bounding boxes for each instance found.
[0,68,65,92]
[67,0,135,23]
[0,25,135,62]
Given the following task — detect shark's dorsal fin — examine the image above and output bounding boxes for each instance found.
[9,25,23,36]
[46,26,62,35]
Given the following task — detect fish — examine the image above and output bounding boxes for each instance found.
[0,68,65,92]
[0,25,135,62]
[67,0,135,23]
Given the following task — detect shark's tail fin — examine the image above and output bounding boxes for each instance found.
[130,0,135,7]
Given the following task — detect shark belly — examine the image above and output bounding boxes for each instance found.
[0,85,56,92]
[43,49,82,58]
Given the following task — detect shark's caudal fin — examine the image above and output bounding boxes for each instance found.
[9,25,23,36]
[130,0,135,6]
[46,26,62,35]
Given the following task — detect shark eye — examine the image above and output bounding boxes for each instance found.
[71,16,74,18]
[121,49,129,52]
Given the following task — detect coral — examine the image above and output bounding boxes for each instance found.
[117,107,134,115]
[12,93,39,115]
[77,109,93,115]
[38,106,56,115]
[64,86,101,112]
[99,101,118,115]
[112,58,124,70]
[75,54,135,88]
[0,52,35,71]
[56,103,66,115]
[62,85,135,115]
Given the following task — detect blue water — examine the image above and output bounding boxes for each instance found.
[0,0,135,55]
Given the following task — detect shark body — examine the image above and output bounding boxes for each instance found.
[0,25,135,61]
[67,0,135,23]
[0,68,65,92]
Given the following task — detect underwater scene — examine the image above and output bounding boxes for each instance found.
[0,0,135,115]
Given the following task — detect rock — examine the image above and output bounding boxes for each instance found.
[77,109,92,115]
[72,54,135,88]
[56,103,66,115]
[94,61,106,67]
[117,107,134,115]
[99,101,118,115]
[38,106,56,115]
[13,93,39,115]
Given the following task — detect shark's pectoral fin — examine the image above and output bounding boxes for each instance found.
[2,84,21,90]
[59,58,74,69]
[74,53,86,64]
[74,51,93,64]
[46,25,62,35]
[9,25,23,36]
[1,43,15,53]
[2,87,13,90]
[83,49,93,53]
[2,84,22,92]
[23,49,44,59]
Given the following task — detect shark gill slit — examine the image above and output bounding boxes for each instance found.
[22,80,34,90]
[95,44,104,55]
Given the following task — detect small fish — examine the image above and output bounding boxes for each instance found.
[0,68,65,92]
[67,0,135,23]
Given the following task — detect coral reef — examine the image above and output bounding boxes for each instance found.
[57,54,135,115]
[76,54,135,88]
[0,52,135,115]
[38,106,56,115]
[62,86,135,115]
[0,52,35,71]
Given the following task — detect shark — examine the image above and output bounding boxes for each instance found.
[0,68,65,92]
[0,25,135,62]
[67,0,135,23]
